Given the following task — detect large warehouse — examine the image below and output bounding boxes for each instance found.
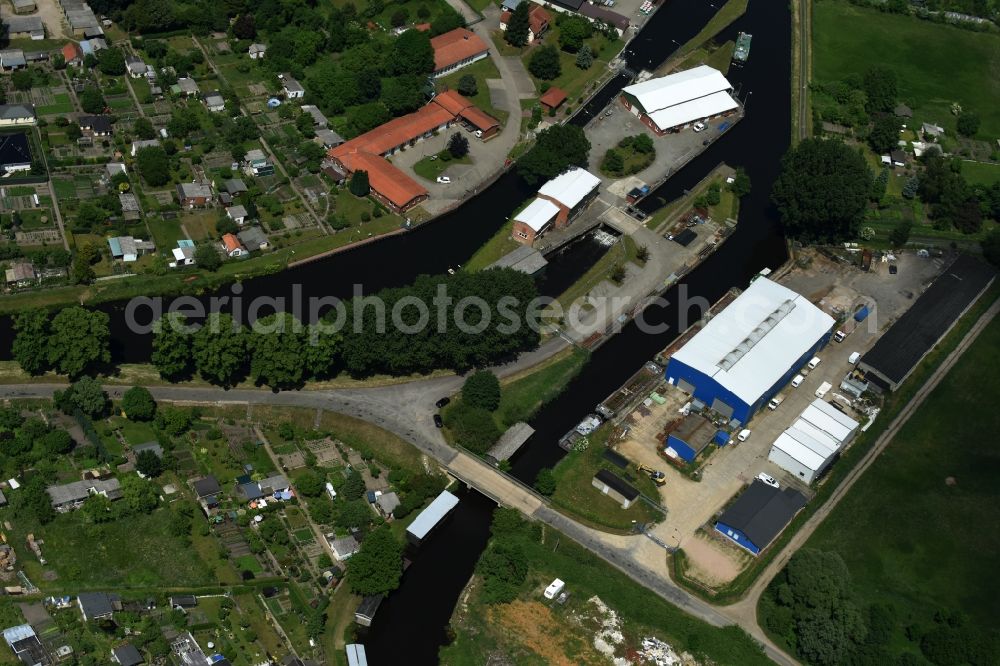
[768,399,859,483]
[665,278,835,424]
[620,65,739,134]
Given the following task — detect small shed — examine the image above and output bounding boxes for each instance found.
[664,414,714,462]
[354,595,383,627]
[539,87,567,112]
[591,469,639,509]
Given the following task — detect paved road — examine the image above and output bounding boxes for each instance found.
[718,298,1000,642]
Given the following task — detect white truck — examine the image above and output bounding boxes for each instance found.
[815,381,833,398]
[768,392,787,410]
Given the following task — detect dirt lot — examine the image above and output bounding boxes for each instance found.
[680,533,748,585]
[492,600,606,666]
[29,0,67,39]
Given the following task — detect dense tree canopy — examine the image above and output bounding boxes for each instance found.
[477,540,528,603]
[56,376,108,418]
[557,16,593,52]
[517,124,591,185]
[136,449,164,477]
[862,66,896,113]
[771,138,872,243]
[445,403,500,454]
[192,313,248,386]
[391,30,435,76]
[137,146,171,187]
[249,313,308,389]
[12,310,49,375]
[461,370,501,411]
[867,115,899,154]
[152,313,193,378]
[347,525,405,596]
[47,307,111,377]
[528,45,561,80]
[504,2,530,47]
[122,386,157,421]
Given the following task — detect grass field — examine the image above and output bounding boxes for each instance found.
[962,160,1000,186]
[8,509,213,588]
[496,347,589,427]
[463,219,519,270]
[813,1,1000,137]
[437,57,506,123]
[413,151,472,181]
[802,315,1000,632]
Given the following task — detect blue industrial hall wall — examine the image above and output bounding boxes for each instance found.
[665,434,698,462]
[665,328,833,424]
[714,522,761,555]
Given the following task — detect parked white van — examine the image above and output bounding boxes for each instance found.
[848,351,861,364]
[791,374,804,388]
[807,356,822,370]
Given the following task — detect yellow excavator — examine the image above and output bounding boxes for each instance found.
[637,463,667,486]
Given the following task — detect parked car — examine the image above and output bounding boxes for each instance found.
[791,374,804,387]
[433,414,443,428]
[436,176,451,184]
[693,122,706,132]
[756,473,780,488]
[737,428,752,442]
[435,397,451,408]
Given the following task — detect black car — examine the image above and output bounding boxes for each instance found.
[435,397,451,408]
[433,414,443,428]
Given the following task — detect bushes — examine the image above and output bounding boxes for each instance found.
[461,371,500,411]
[445,403,501,454]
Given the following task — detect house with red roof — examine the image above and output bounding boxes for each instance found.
[61,43,82,66]
[430,28,489,77]
[500,3,551,43]
[539,87,567,112]
[221,233,246,258]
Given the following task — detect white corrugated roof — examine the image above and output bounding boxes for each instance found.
[670,278,835,405]
[647,90,738,130]
[787,421,840,456]
[538,167,600,210]
[771,431,828,471]
[406,490,459,540]
[514,198,559,232]
[799,401,857,443]
[623,65,732,114]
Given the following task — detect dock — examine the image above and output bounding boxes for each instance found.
[596,361,664,419]
[486,423,535,465]
[488,245,549,276]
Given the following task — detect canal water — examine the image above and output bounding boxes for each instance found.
[363,0,793,663]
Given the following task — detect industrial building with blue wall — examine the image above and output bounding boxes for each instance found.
[665,278,835,425]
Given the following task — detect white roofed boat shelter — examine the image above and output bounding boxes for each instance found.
[620,65,739,134]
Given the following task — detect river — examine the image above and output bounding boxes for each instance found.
[361,0,793,662]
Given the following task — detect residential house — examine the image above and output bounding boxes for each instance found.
[0,50,27,70]
[0,104,36,127]
[108,236,155,262]
[281,75,305,99]
[315,128,345,149]
[222,233,246,258]
[61,42,82,66]
[79,115,112,136]
[169,595,198,609]
[237,226,269,252]
[327,534,360,561]
[430,28,489,77]
[0,133,32,175]
[223,178,248,195]
[204,92,226,112]
[248,43,266,59]
[244,149,274,176]
[375,491,400,517]
[500,3,551,43]
[4,261,37,288]
[191,475,221,515]
[171,242,196,267]
[176,182,214,207]
[130,138,160,156]
[112,644,143,666]
[259,474,290,497]
[301,104,329,127]
[3,624,49,666]
[226,204,248,225]
[125,55,147,78]
[77,592,121,621]
[47,478,122,511]
[174,77,199,97]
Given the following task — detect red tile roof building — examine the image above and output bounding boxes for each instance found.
[430,28,489,77]
[328,91,501,213]
[500,4,551,43]
[539,87,567,111]
[62,43,81,65]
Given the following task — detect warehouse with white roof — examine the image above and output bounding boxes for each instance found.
[512,166,600,245]
[620,65,739,134]
[665,278,835,424]
[768,400,859,483]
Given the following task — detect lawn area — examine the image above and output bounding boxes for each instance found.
[550,425,662,531]
[520,29,622,108]
[669,0,747,67]
[413,150,472,181]
[464,219,520,271]
[813,1,1000,137]
[117,418,158,446]
[236,555,263,574]
[148,217,189,249]
[796,315,1000,637]
[183,210,220,241]
[496,347,589,427]
[437,57,507,123]
[962,160,1000,186]
[441,514,769,665]
[333,188,403,227]
[37,93,74,116]
[6,508,214,588]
